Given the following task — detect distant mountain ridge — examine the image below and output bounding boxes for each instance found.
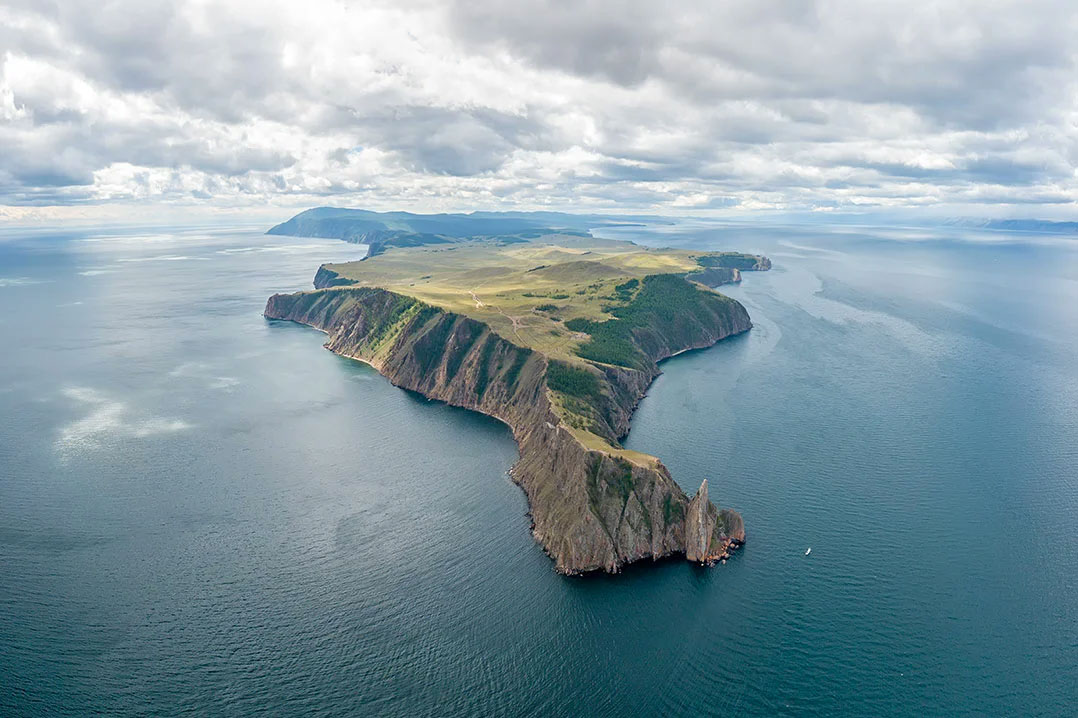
[266,207,659,258]
[941,217,1078,234]
[266,206,664,242]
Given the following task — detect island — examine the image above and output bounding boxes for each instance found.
[264,208,771,574]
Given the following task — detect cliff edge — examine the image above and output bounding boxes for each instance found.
[264,272,754,574]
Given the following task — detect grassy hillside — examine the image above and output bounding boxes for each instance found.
[319,234,758,362]
[312,234,764,458]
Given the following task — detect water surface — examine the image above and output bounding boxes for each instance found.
[1,221,1076,716]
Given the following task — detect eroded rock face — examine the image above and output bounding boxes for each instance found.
[685,480,714,563]
[685,481,746,565]
[719,508,746,543]
[687,267,742,287]
[313,265,356,289]
[264,283,748,574]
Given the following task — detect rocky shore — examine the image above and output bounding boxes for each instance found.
[264,274,752,574]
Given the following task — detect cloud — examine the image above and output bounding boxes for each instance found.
[1,0,1077,217]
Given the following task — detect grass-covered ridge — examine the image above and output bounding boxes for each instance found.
[315,233,765,460]
[564,273,740,369]
[695,252,767,270]
[319,234,763,363]
[546,360,602,400]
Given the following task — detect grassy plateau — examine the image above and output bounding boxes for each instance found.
[313,233,763,462]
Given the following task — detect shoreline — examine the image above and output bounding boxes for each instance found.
[263,278,752,574]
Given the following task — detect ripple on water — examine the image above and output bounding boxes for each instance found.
[2,226,1078,716]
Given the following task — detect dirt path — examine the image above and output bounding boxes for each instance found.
[468,288,524,340]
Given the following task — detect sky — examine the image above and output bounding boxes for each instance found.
[2,0,1077,223]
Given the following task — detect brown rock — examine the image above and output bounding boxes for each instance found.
[265,281,750,574]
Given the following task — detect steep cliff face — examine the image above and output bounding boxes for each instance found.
[685,479,746,564]
[685,479,713,563]
[313,265,356,289]
[696,253,772,272]
[687,266,741,287]
[265,280,750,574]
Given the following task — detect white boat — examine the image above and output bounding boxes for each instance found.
[805,547,811,556]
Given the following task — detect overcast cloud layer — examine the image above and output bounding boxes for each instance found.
[2,0,1077,219]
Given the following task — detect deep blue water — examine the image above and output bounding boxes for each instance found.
[1,221,1076,716]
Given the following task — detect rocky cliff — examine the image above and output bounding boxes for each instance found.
[687,266,741,287]
[696,253,772,272]
[313,265,356,289]
[685,480,745,564]
[264,278,750,574]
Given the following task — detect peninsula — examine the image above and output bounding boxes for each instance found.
[264,208,770,574]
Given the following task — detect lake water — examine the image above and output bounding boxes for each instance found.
[1,220,1076,716]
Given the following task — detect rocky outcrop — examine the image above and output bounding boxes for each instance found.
[696,253,771,272]
[685,480,713,563]
[313,265,357,288]
[264,279,751,574]
[684,480,746,565]
[687,266,741,287]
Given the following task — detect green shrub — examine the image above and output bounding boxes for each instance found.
[503,348,532,389]
[663,493,685,526]
[564,317,591,332]
[410,310,454,375]
[546,360,601,400]
[443,320,483,383]
[615,459,634,501]
[565,274,729,368]
[696,253,760,270]
[367,294,418,347]
[474,334,498,399]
